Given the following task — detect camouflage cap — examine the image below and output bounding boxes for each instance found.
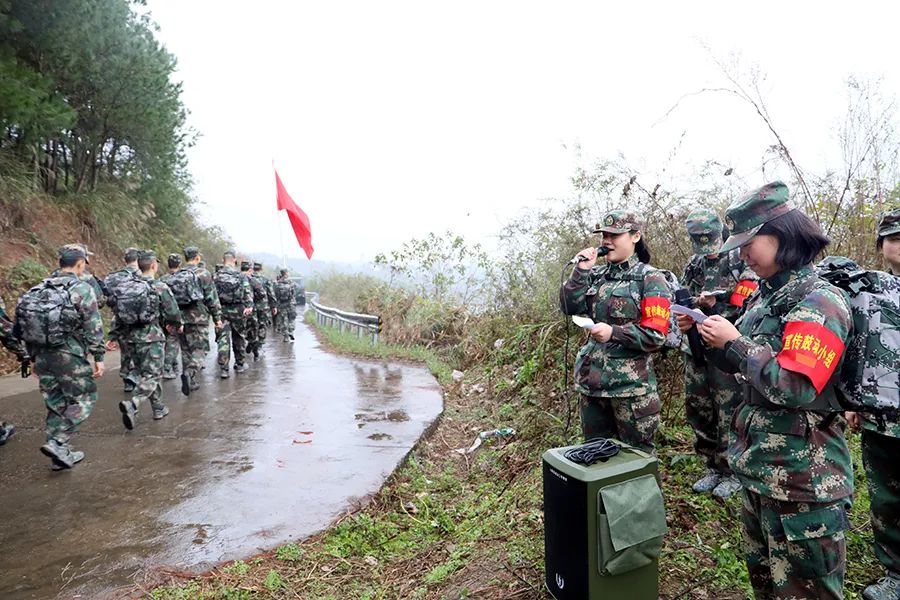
[279,268,289,276]
[138,249,157,262]
[183,246,201,260]
[167,253,182,267]
[253,262,263,270]
[592,209,645,234]
[240,260,251,270]
[223,249,236,258]
[685,209,722,254]
[877,208,900,238]
[58,244,87,261]
[720,181,796,253]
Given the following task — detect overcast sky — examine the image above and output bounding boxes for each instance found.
[145,1,900,263]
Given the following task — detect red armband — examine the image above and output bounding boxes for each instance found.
[639,296,671,335]
[729,280,759,307]
[776,321,845,394]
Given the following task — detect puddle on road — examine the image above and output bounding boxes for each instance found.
[367,433,393,441]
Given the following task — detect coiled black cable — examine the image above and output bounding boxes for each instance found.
[563,438,621,465]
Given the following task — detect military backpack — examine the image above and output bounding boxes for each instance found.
[166,269,205,307]
[113,274,159,326]
[274,280,294,304]
[15,278,81,347]
[215,269,244,304]
[815,257,900,413]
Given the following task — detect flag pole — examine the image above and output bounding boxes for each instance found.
[273,159,287,269]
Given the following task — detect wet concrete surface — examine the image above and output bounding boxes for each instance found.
[0,318,443,599]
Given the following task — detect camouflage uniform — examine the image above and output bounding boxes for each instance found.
[716,182,853,600]
[559,210,672,453]
[179,256,222,388]
[680,209,758,491]
[273,274,298,340]
[1,297,28,444]
[861,209,900,599]
[104,264,141,387]
[215,263,254,374]
[160,266,182,377]
[18,260,105,464]
[242,262,267,359]
[252,263,276,347]
[113,258,182,421]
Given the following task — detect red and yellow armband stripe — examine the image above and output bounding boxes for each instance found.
[775,321,845,394]
[639,296,671,335]
[729,279,758,307]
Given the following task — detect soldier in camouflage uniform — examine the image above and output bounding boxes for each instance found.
[680,209,758,498]
[104,247,141,391]
[160,253,183,379]
[241,260,267,360]
[252,261,277,350]
[1,296,29,445]
[179,247,222,393]
[214,251,254,378]
[691,182,853,599]
[559,210,672,453]
[110,251,183,428]
[273,269,298,342]
[15,245,105,469]
[849,208,900,600]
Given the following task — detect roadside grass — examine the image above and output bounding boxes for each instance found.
[148,319,881,599]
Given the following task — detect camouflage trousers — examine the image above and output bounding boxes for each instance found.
[124,339,165,413]
[119,338,136,384]
[245,314,260,354]
[216,315,248,368]
[741,490,849,599]
[163,330,180,375]
[274,307,296,336]
[862,429,900,573]
[35,351,97,445]
[580,393,660,453]
[256,311,270,344]
[683,355,741,473]
[180,323,211,378]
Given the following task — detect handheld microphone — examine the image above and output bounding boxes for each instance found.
[569,246,610,265]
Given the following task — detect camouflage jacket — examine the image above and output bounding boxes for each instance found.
[0,297,26,359]
[112,276,183,344]
[274,279,298,308]
[560,254,672,398]
[180,264,222,326]
[680,249,758,321]
[253,274,277,316]
[23,272,105,362]
[218,266,253,319]
[248,274,270,315]
[724,266,853,502]
[54,269,107,309]
[863,269,900,437]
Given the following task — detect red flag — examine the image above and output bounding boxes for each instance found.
[274,168,314,259]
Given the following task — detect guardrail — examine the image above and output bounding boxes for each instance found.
[307,294,382,345]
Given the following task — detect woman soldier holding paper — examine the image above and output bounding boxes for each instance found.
[681,182,853,600]
[560,209,672,453]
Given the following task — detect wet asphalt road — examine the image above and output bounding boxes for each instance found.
[0,317,443,599]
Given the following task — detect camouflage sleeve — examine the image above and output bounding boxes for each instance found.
[717,251,759,321]
[73,282,106,362]
[0,302,25,358]
[679,256,696,290]
[559,267,593,315]
[200,271,222,321]
[609,269,670,352]
[727,287,851,408]
[266,280,277,307]
[242,277,255,309]
[157,283,183,327]
[88,274,107,309]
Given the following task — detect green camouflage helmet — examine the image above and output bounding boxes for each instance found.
[685,208,722,255]
[592,209,645,234]
[720,181,796,253]
[877,207,900,238]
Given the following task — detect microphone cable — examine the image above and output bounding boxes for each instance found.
[563,437,621,465]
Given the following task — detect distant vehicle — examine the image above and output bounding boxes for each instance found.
[289,277,306,305]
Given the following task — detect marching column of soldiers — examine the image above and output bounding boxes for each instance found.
[0,246,300,468]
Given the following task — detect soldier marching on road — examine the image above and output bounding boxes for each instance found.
[160,253,183,380]
[241,260,267,361]
[107,251,183,429]
[14,245,105,470]
[252,261,278,353]
[214,251,254,378]
[103,247,141,392]
[273,269,298,342]
[0,296,29,446]
[175,247,222,394]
